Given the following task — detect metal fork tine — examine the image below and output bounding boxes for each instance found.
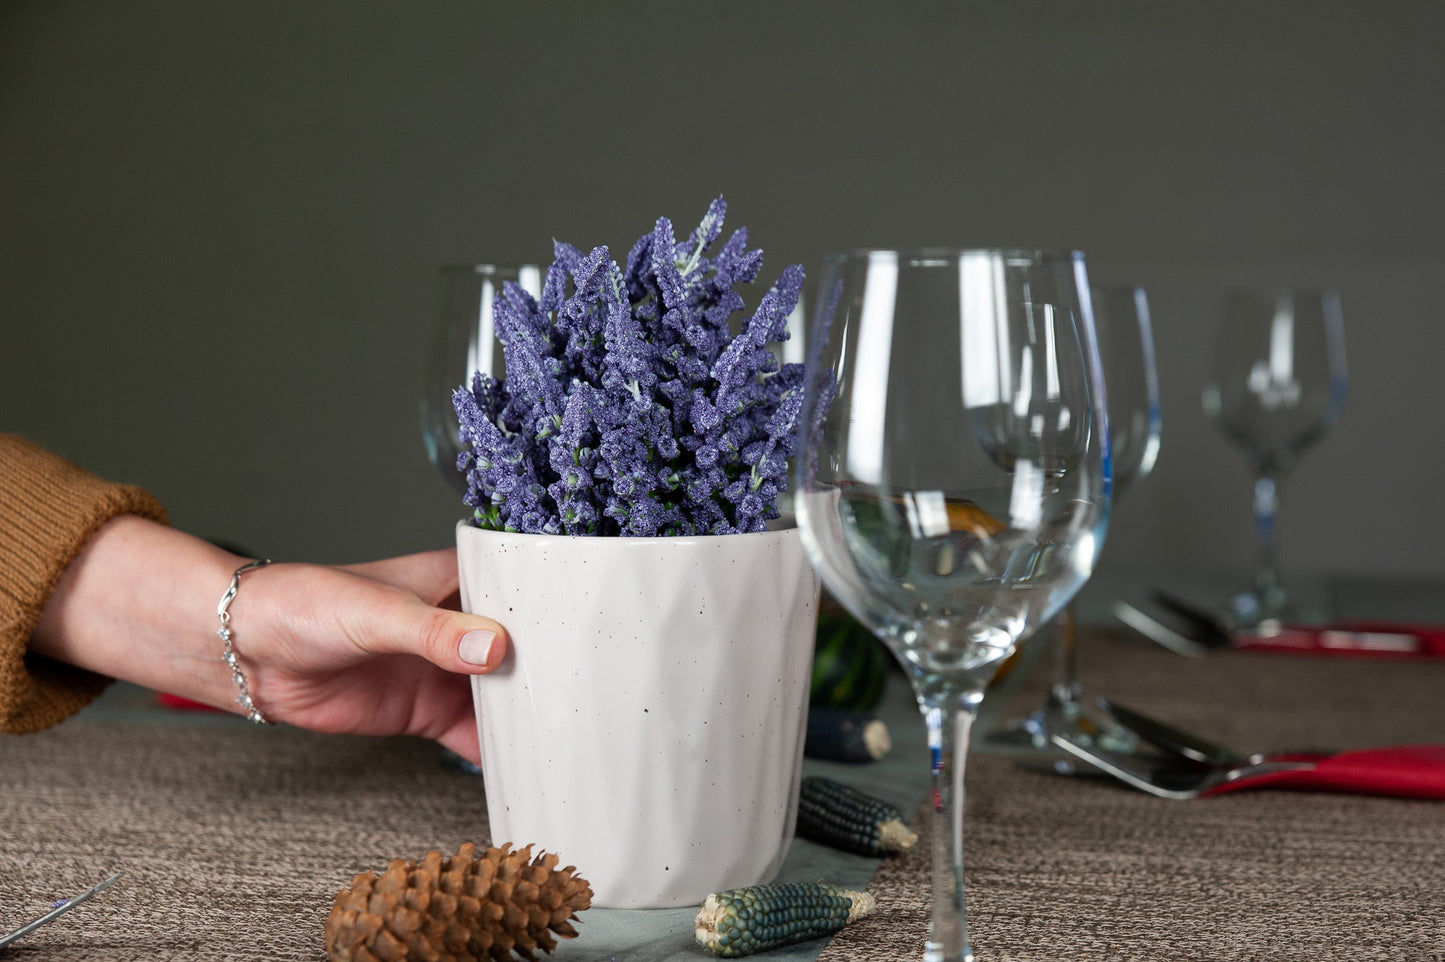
[1049,732,1198,799]
[0,871,123,949]
[1099,698,1242,765]
[1051,733,1317,800]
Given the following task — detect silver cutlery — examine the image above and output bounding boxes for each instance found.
[1049,733,1317,799]
[1147,590,1235,643]
[1112,599,1213,657]
[1118,591,1441,657]
[1099,699,1332,768]
[0,871,122,950]
[1112,588,1252,656]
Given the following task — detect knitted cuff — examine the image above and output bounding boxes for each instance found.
[0,434,170,733]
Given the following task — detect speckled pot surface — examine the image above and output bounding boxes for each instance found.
[455,521,821,908]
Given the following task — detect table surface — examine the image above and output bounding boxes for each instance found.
[4,595,1445,961]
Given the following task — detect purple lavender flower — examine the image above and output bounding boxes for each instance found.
[453,197,809,536]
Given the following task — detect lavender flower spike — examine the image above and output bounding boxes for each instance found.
[454,197,812,536]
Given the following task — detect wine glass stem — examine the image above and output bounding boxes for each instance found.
[1047,605,1081,716]
[1251,475,1285,613]
[922,691,981,962]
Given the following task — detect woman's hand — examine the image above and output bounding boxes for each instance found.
[32,516,509,763]
[228,551,509,761]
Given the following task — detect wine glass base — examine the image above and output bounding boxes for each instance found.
[924,940,973,962]
[1222,586,1329,630]
[978,700,1139,774]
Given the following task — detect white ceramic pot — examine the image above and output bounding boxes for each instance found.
[455,521,820,908]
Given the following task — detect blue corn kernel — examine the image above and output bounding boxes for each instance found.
[804,707,892,762]
[795,775,918,856]
[694,882,876,957]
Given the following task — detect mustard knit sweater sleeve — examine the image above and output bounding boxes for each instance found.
[1,433,170,733]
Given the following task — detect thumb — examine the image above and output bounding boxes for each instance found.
[426,609,510,675]
[360,592,510,675]
[450,614,510,674]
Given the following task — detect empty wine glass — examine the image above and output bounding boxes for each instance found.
[984,285,1161,760]
[1096,287,1162,496]
[420,264,544,494]
[1203,288,1346,625]
[795,249,1111,962]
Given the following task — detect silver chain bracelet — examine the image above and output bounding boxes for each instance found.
[216,558,273,725]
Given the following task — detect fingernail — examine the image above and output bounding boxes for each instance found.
[459,629,497,667]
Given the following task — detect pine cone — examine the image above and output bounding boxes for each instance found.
[325,842,593,962]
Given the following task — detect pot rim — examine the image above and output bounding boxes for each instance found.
[454,515,797,547]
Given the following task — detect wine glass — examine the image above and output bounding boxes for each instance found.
[1202,288,1346,625]
[1095,287,1162,496]
[420,263,544,494]
[982,285,1162,759]
[794,249,1111,962]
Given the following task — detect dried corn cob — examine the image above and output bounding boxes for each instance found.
[796,775,917,856]
[694,881,876,957]
[804,707,892,762]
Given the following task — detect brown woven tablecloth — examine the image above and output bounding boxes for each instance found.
[825,631,1445,961]
[2,630,1443,961]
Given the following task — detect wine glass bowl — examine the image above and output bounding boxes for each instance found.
[795,249,1110,961]
[980,284,1162,761]
[800,280,1106,676]
[1094,285,1162,495]
[1204,289,1346,475]
[421,263,544,494]
[1202,287,1347,623]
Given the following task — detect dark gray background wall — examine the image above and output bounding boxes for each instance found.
[3,2,1442,587]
